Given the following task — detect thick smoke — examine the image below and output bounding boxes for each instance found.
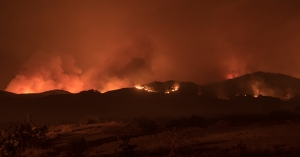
[1,0,300,92]
[6,37,156,93]
[80,37,156,92]
[6,52,84,93]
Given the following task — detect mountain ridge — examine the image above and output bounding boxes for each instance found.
[138,71,300,99]
[2,71,300,99]
[1,71,300,123]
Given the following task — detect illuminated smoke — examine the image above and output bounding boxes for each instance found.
[135,85,144,90]
[5,37,157,93]
[223,56,249,79]
[5,52,84,93]
[86,37,156,92]
[250,80,277,98]
[251,81,261,97]
[135,82,180,94]
[165,83,179,94]
[1,1,300,92]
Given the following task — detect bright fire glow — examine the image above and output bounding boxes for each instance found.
[173,85,179,91]
[165,84,179,94]
[135,85,144,90]
[5,52,137,94]
[135,85,155,92]
[5,53,86,94]
[226,73,238,79]
[5,74,84,94]
[135,83,180,94]
[144,86,155,92]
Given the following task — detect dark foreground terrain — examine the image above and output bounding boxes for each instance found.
[2,114,300,157]
[2,72,300,156]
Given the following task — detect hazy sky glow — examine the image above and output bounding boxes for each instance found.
[1,0,300,93]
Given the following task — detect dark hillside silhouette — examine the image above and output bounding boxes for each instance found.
[201,71,300,99]
[0,71,300,124]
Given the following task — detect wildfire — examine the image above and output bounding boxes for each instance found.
[172,85,179,91]
[135,85,155,92]
[165,84,180,94]
[144,86,155,92]
[135,83,180,94]
[22,88,34,94]
[135,85,144,90]
[226,73,238,79]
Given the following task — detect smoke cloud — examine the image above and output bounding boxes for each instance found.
[1,0,300,93]
[6,37,157,93]
[6,52,84,93]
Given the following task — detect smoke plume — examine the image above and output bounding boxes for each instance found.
[6,37,157,93]
[1,0,300,93]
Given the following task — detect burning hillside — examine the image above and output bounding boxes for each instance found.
[135,81,180,94]
[133,72,300,100]
[4,71,300,100]
[199,72,300,100]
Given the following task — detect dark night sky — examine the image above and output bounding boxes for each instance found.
[0,0,300,93]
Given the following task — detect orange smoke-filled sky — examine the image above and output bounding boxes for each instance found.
[0,0,300,93]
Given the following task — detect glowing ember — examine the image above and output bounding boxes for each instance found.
[22,88,34,94]
[5,52,148,94]
[226,73,239,79]
[173,85,179,91]
[135,85,144,90]
[144,86,155,92]
[135,85,156,92]
[135,83,180,94]
[165,84,180,94]
[253,89,263,97]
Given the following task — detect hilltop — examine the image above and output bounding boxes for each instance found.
[1,71,300,123]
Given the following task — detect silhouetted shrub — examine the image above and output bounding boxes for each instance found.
[168,128,179,157]
[20,147,54,157]
[115,135,137,157]
[0,120,48,157]
[61,124,73,134]
[79,115,100,125]
[66,136,88,156]
[232,139,247,155]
